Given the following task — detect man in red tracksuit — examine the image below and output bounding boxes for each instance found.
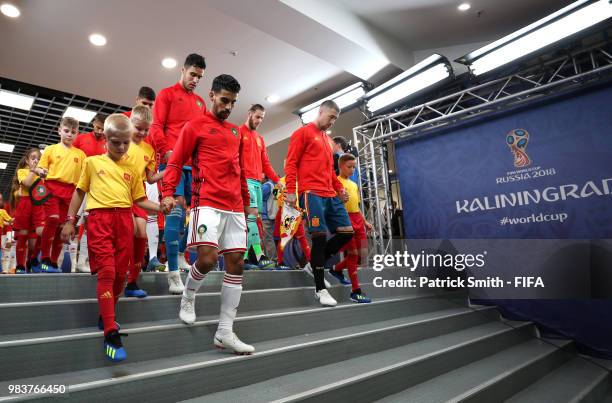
[161,74,255,355]
[285,100,354,307]
[150,53,207,294]
[239,104,281,269]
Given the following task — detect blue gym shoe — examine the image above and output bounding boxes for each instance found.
[243,263,259,270]
[350,292,372,303]
[124,284,147,298]
[40,260,61,274]
[103,331,127,362]
[257,257,276,270]
[98,316,121,331]
[329,268,351,285]
[146,257,165,272]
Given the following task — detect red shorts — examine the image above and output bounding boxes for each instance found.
[87,208,134,275]
[13,196,45,231]
[44,180,75,221]
[342,212,367,251]
[132,204,148,220]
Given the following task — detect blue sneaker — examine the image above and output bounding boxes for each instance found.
[40,260,61,274]
[124,284,147,298]
[98,316,121,331]
[243,263,259,270]
[350,292,372,303]
[146,257,165,272]
[257,257,276,270]
[103,331,127,362]
[329,268,351,285]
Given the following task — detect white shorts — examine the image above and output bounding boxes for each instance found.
[187,207,247,254]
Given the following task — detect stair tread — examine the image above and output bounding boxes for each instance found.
[375,338,571,403]
[505,356,611,403]
[185,327,540,403]
[0,294,432,343]
[0,306,500,397]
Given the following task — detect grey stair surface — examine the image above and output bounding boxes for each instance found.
[0,268,609,402]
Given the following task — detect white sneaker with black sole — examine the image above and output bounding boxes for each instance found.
[179,295,196,324]
[214,332,255,355]
[168,270,185,294]
[315,288,337,307]
[303,263,331,288]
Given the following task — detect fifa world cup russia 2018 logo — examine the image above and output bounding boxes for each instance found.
[506,128,531,168]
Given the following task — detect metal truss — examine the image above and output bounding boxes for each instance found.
[353,43,612,257]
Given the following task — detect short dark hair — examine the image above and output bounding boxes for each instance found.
[333,136,349,152]
[249,104,265,113]
[92,113,107,125]
[339,153,356,165]
[320,99,340,113]
[138,86,156,101]
[211,74,241,94]
[184,53,206,69]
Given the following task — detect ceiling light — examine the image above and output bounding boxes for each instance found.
[457,0,612,76]
[326,130,332,135]
[458,3,471,11]
[0,90,34,110]
[297,82,366,124]
[388,169,393,173]
[0,3,19,18]
[63,107,96,123]
[265,94,280,103]
[365,54,452,113]
[162,57,177,69]
[88,33,107,47]
[0,143,15,153]
[0,163,7,169]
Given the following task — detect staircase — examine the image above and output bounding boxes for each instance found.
[0,268,610,402]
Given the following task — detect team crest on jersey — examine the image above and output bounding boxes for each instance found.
[74,157,79,163]
[231,128,238,137]
[197,224,207,239]
[123,173,131,182]
[209,128,219,135]
[196,100,203,108]
[97,169,106,176]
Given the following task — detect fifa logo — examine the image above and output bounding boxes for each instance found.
[506,129,531,168]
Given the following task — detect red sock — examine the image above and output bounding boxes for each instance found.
[297,234,311,261]
[113,269,127,305]
[97,267,117,335]
[346,253,360,292]
[16,234,28,267]
[50,228,64,263]
[40,217,59,260]
[128,237,147,284]
[275,239,283,264]
[257,216,264,240]
[335,255,349,272]
[29,235,41,261]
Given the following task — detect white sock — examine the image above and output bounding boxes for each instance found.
[146,218,159,259]
[217,273,243,335]
[78,232,88,267]
[69,240,78,272]
[9,240,16,270]
[183,263,206,299]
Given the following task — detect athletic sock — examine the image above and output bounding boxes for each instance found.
[311,235,326,291]
[183,263,206,299]
[97,269,117,335]
[165,206,182,272]
[246,214,264,261]
[146,217,159,260]
[324,232,353,261]
[346,253,360,291]
[40,216,59,260]
[50,228,64,264]
[16,234,28,268]
[77,231,88,268]
[128,237,147,283]
[217,273,242,335]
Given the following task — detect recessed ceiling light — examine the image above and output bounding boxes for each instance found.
[458,3,471,11]
[63,106,97,123]
[265,94,280,103]
[162,58,177,69]
[326,130,332,135]
[0,3,20,18]
[0,143,15,153]
[0,89,34,110]
[0,163,7,169]
[89,33,107,47]
[388,169,394,173]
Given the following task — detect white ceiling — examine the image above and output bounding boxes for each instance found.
[0,0,571,146]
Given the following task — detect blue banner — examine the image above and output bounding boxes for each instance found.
[396,85,612,239]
